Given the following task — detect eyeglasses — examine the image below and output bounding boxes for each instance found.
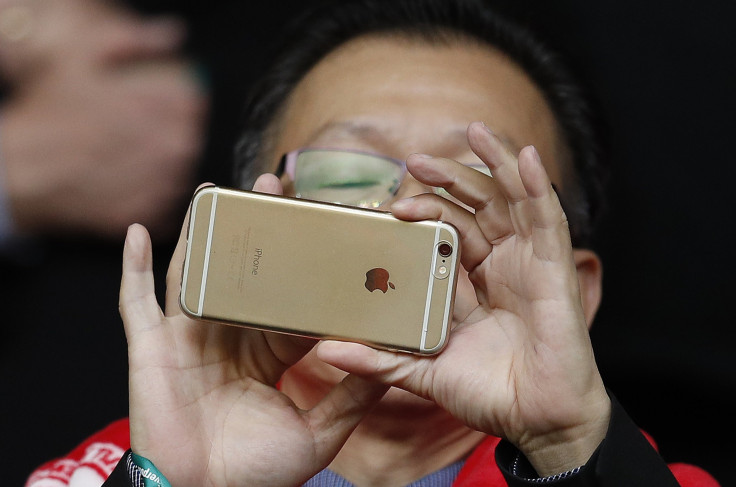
[276,148,491,208]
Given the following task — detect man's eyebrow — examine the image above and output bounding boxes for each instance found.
[307,121,391,144]
[307,120,471,147]
[306,120,519,155]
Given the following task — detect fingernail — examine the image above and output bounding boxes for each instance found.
[531,145,542,164]
[390,197,414,211]
[410,153,433,159]
[481,121,494,134]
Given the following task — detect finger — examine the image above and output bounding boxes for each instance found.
[467,122,533,238]
[518,146,572,261]
[391,193,493,271]
[405,153,513,243]
[119,224,165,338]
[252,173,284,195]
[164,183,213,316]
[306,373,389,460]
[264,333,319,374]
[315,341,428,397]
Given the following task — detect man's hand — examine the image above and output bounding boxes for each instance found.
[119,177,388,487]
[315,121,611,476]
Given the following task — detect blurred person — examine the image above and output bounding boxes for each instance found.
[0,0,208,255]
[25,0,719,486]
[0,0,207,483]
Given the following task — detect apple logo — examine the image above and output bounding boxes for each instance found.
[365,268,395,293]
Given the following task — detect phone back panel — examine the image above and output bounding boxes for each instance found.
[181,186,459,354]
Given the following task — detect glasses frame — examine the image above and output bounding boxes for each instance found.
[275,147,492,208]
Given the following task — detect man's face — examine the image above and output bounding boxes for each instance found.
[268,34,567,410]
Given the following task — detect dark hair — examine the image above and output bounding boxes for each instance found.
[234,0,607,247]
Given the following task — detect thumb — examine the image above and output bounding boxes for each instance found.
[305,374,389,461]
[252,173,285,195]
[316,341,427,393]
[119,223,165,340]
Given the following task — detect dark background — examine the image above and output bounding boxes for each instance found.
[2,1,733,485]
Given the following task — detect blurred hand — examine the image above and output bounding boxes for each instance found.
[119,178,388,487]
[0,0,208,240]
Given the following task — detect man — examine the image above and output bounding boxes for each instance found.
[26,0,718,485]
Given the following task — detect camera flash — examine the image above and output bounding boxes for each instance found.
[439,266,447,275]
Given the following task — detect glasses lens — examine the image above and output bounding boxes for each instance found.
[294,150,403,208]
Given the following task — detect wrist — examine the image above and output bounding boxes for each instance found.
[129,451,173,487]
[511,450,584,483]
[519,394,611,477]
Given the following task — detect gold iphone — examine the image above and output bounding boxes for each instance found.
[179,186,460,355]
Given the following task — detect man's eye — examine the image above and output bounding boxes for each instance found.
[319,179,381,189]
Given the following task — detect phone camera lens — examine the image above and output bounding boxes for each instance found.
[438,242,453,257]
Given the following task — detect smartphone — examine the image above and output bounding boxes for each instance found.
[179,186,460,355]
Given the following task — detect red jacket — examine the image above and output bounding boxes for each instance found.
[25,411,719,487]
